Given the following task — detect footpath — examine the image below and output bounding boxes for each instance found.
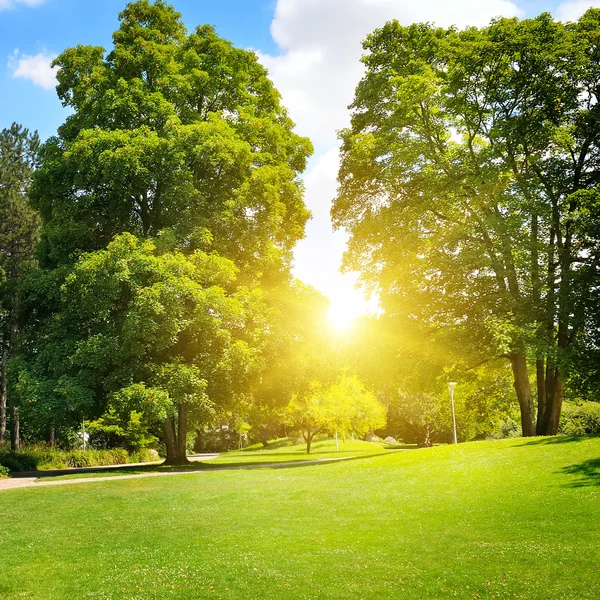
[0,454,354,491]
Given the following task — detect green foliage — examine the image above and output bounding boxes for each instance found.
[86,408,158,452]
[0,443,153,472]
[559,402,600,436]
[18,1,312,457]
[333,10,600,436]
[284,376,386,453]
[0,464,10,478]
[33,0,311,276]
[18,233,264,462]
[0,122,40,442]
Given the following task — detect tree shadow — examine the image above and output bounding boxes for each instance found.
[518,435,595,446]
[31,452,391,481]
[560,457,600,488]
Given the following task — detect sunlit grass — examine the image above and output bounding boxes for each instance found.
[1,436,599,599]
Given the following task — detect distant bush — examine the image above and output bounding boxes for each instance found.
[559,402,600,436]
[0,444,158,472]
[487,417,521,440]
[0,465,10,478]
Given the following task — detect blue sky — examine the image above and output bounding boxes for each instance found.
[0,0,595,326]
[0,1,278,140]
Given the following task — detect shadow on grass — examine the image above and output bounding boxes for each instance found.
[518,435,597,447]
[33,452,393,481]
[560,457,600,488]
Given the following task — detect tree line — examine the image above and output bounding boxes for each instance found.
[1,2,599,461]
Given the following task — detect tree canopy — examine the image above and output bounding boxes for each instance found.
[333,10,600,437]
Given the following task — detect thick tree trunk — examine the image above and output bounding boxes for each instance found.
[163,416,178,464]
[10,406,19,451]
[538,365,564,435]
[0,345,7,443]
[163,407,190,465]
[176,404,189,463]
[535,358,546,434]
[510,354,536,437]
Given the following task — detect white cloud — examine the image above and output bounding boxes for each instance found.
[263,0,523,315]
[555,1,600,21]
[0,0,45,10]
[8,50,57,90]
[260,0,522,148]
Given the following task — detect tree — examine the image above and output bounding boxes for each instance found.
[18,234,262,464]
[284,376,385,454]
[21,0,312,450]
[344,315,515,446]
[32,0,311,278]
[0,124,40,444]
[333,11,600,437]
[326,375,386,440]
[246,280,333,446]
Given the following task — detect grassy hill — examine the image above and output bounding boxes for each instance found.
[0,436,598,599]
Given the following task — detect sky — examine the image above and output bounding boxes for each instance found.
[1,0,598,324]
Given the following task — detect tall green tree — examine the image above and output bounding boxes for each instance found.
[32,0,311,277]
[333,11,600,437]
[21,0,312,453]
[0,123,40,443]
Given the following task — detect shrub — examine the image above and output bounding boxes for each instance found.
[0,465,10,478]
[559,402,600,436]
[0,444,156,472]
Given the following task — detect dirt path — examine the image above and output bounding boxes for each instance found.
[0,456,353,491]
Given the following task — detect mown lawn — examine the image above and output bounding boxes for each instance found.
[0,436,599,599]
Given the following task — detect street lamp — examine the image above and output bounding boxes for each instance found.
[448,382,458,444]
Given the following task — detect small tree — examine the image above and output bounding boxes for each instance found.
[284,384,330,454]
[285,377,386,454]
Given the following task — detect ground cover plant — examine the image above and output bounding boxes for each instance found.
[0,436,599,599]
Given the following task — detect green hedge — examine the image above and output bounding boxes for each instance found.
[559,402,600,436]
[0,444,158,473]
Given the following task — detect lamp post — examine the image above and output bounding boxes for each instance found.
[448,382,458,444]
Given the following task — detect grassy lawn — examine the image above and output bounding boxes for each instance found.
[0,436,599,599]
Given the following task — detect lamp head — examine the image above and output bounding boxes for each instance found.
[448,381,457,392]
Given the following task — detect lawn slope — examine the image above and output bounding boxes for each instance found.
[0,436,598,599]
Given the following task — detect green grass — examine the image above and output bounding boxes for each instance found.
[1,436,599,599]
[35,437,390,481]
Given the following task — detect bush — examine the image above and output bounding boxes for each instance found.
[0,465,10,478]
[559,402,600,436]
[487,417,521,440]
[0,444,157,472]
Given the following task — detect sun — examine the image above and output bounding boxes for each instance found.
[326,283,378,333]
[327,299,359,332]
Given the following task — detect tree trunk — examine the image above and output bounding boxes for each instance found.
[535,358,546,434]
[10,406,19,451]
[49,424,55,446]
[306,433,313,454]
[163,416,178,464]
[162,408,190,465]
[539,365,564,435]
[194,428,204,453]
[176,404,189,463]
[509,354,536,437]
[0,345,7,443]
